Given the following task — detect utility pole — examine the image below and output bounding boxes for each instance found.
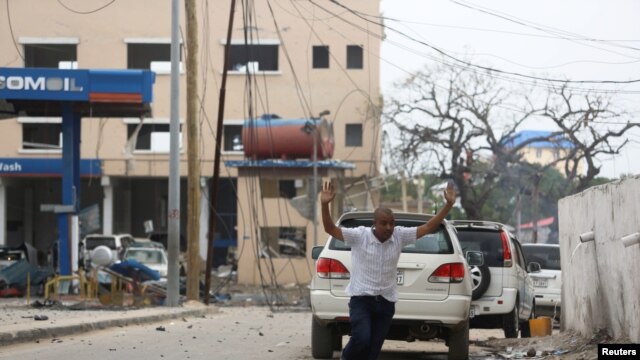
[532,173,541,243]
[401,171,407,212]
[415,176,424,213]
[307,110,329,247]
[185,0,200,301]
[166,0,181,307]
[515,190,522,239]
[204,0,236,305]
[312,120,318,247]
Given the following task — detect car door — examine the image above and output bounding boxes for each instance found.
[512,239,533,319]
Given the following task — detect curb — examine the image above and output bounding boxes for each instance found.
[0,306,216,347]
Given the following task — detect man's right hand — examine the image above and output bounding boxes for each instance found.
[320,180,343,241]
[320,181,336,204]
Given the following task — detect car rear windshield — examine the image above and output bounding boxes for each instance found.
[85,237,117,250]
[455,229,505,267]
[125,249,165,264]
[329,218,453,254]
[523,245,561,270]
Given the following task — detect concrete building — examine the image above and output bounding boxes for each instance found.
[510,130,583,176]
[0,1,382,284]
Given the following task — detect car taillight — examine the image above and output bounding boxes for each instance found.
[501,231,512,267]
[428,263,465,283]
[316,258,350,279]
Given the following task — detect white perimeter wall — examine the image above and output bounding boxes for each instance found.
[558,176,640,342]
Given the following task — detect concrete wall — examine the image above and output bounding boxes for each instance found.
[558,176,640,342]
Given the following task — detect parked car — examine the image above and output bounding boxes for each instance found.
[310,211,483,360]
[80,233,135,268]
[0,248,27,271]
[451,220,539,338]
[0,243,38,270]
[122,247,169,278]
[522,243,561,319]
[129,237,165,250]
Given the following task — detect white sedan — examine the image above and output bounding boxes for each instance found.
[522,243,561,319]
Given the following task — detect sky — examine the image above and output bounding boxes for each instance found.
[378,0,640,178]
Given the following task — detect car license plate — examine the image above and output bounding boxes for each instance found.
[396,271,404,285]
[533,278,548,288]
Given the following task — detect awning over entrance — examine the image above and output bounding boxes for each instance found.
[0,67,155,276]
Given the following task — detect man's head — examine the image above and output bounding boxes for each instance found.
[372,207,395,242]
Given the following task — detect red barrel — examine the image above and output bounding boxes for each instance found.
[242,118,334,160]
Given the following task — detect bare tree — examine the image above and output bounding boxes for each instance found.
[534,84,638,193]
[384,64,637,220]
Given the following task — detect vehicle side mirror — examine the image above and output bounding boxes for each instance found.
[466,251,484,267]
[311,246,324,260]
[527,262,541,273]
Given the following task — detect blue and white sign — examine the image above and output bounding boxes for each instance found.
[0,67,154,102]
[0,158,101,176]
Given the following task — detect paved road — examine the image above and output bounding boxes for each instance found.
[0,305,509,360]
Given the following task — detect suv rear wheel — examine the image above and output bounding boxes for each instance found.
[311,317,335,359]
[503,303,520,338]
[447,320,470,360]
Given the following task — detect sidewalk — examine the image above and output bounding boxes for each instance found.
[0,297,217,346]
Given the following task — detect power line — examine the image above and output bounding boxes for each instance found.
[56,0,117,14]
[307,0,640,96]
[5,0,24,62]
[325,0,640,86]
[449,0,640,55]
[367,15,640,43]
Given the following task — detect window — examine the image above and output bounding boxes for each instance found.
[260,227,306,257]
[312,46,329,69]
[23,44,77,68]
[20,118,62,151]
[279,180,296,199]
[345,123,363,147]
[127,42,182,73]
[535,149,542,158]
[223,124,243,152]
[228,44,278,72]
[330,219,452,254]
[126,122,182,152]
[346,45,363,69]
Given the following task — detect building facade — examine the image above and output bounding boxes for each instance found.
[0,0,382,284]
[512,130,582,176]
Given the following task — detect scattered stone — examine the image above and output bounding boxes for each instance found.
[526,347,536,357]
[156,326,166,331]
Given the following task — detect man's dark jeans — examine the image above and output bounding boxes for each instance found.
[342,295,395,360]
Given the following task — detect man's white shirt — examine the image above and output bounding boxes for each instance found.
[341,226,417,302]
